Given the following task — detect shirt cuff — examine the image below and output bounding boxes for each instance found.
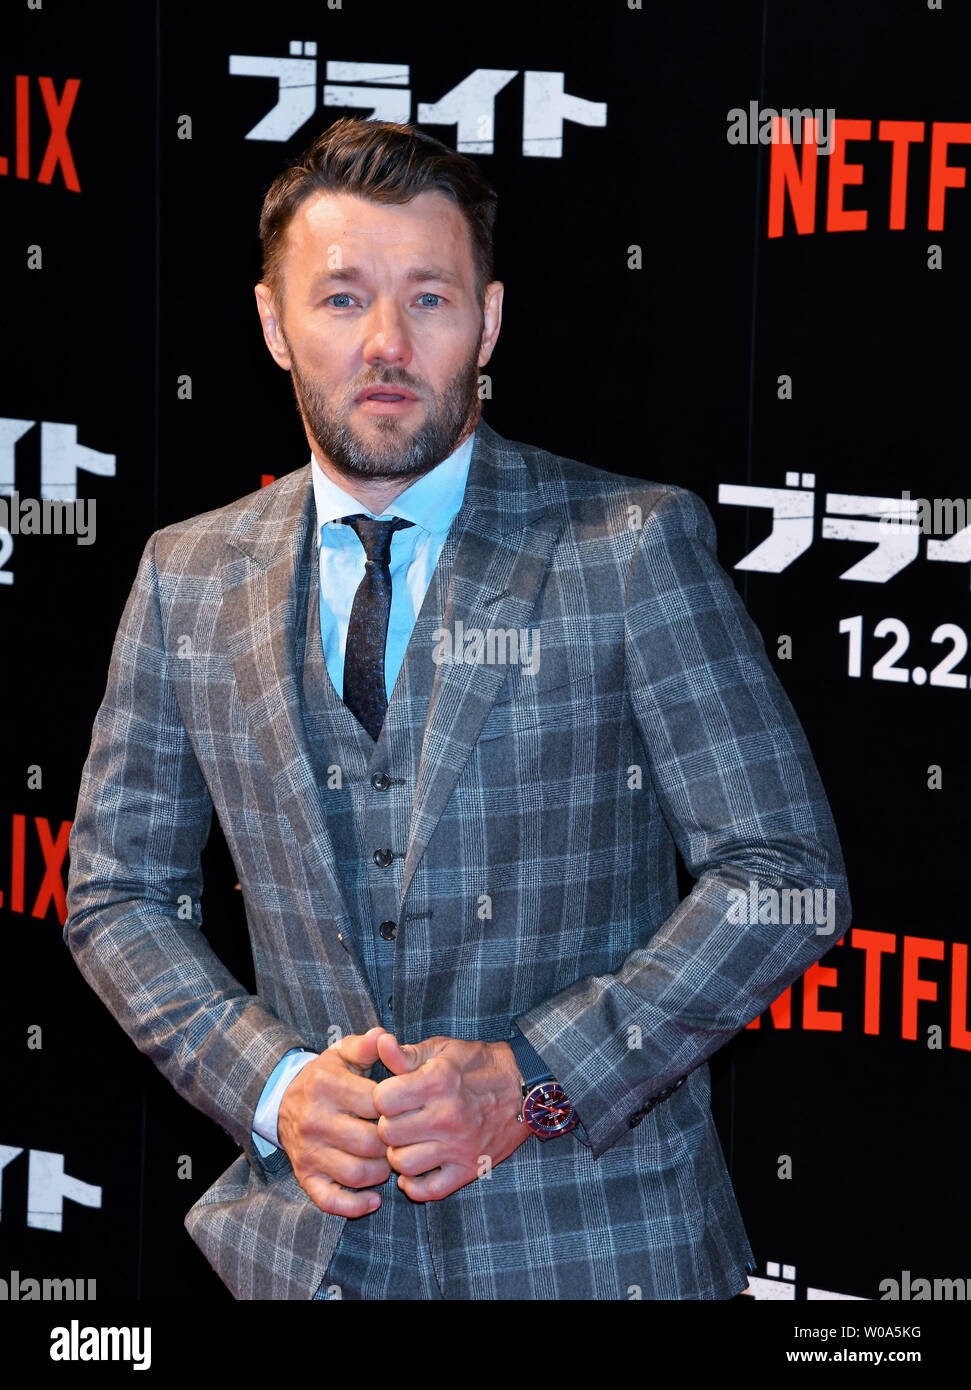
[252,1049,318,1157]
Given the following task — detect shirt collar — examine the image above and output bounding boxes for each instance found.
[310,430,475,540]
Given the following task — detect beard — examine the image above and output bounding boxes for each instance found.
[284,328,482,484]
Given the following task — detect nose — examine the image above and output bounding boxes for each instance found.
[362,298,413,372]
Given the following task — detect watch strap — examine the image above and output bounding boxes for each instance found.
[508,1029,551,1087]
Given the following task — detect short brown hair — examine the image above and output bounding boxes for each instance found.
[259,117,498,311]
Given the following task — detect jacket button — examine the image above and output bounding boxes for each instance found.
[373,848,394,867]
[371,771,391,791]
[379,921,397,940]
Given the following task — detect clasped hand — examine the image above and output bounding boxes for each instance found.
[276,1027,530,1218]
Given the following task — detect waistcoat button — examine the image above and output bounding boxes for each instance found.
[379,921,397,940]
[370,771,391,790]
[373,847,394,867]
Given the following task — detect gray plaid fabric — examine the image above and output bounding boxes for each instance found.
[64,416,850,1300]
[312,1180,444,1301]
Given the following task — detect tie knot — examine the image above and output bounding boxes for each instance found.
[340,514,415,566]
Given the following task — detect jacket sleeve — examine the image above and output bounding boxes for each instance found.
[64,531,313,1180]
[513,487,851,1158]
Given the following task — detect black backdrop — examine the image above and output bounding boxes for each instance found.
[2,0,968,1307]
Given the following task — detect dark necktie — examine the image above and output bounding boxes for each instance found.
[340,514,416,741]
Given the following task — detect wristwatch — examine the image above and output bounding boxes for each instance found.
[509,1031,579,1141]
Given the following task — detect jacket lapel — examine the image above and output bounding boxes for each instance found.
[394,419,562,908]
[219,470,357,941]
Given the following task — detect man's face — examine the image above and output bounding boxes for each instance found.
[255,189,503,484]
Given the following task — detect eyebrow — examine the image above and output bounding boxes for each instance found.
[309,265,463,293]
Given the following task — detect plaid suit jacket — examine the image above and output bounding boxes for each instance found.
[64,416,850,1299]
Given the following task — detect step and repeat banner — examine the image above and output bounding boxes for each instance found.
[2,0,967,1307]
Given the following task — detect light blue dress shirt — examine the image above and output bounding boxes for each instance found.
[251,429,475,1156]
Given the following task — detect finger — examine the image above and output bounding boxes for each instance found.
[338,1026,391,1073]
[323,1067,383,1121]
[374,1045,453,1116]
[301,1173,385,1219]
[386,1141,444,1177]
[377,1103,446,1149]
[376,1032,421,1077]
[395,1162,465,1204]
[303,1146,392,1190]
[328,1112,390,1160]
[372,1067,432,1118]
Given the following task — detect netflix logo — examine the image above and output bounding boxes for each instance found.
[0,74,81,190]
[0,813,71,924]
[767,116,971,236]
[747,929,971,1049]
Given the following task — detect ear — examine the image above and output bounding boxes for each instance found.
[477,279,504,369]
[254,282,292,370]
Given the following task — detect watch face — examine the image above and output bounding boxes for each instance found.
[523,1082,578,1137]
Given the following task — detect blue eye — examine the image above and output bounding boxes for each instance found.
[325,292,442,309]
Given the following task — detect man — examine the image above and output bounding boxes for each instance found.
[65,117,850,1300]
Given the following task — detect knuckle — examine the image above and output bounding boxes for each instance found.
[425,1059,447,1093]
[343,1157,370,1188]
[431,1098,456,1130]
